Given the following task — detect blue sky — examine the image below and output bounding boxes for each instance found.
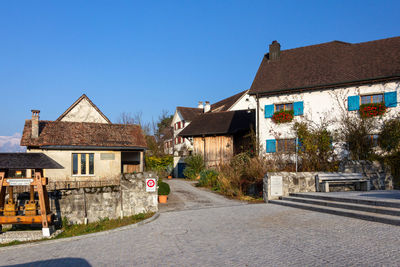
[0,0,399,137]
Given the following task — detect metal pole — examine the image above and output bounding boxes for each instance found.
[295,137,298,172]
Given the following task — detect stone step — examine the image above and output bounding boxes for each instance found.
[269,199,400,226]
[281,196,400,217]
[290,193,400,208]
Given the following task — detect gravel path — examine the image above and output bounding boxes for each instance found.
[0,180,399,266]
[158,179,245,212]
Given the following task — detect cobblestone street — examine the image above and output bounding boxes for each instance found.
[1,180,399,266]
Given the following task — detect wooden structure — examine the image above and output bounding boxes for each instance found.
[0,153,63,236]
[193,136,233,167]
[179,110,255,167]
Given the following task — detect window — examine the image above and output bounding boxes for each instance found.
[182,120,185,128]
[178,122,181,129]
[276,139,296,153]
[361,94,383,105]
[72,153,94,175]
[275,103,293,112]
[368,134,379,147]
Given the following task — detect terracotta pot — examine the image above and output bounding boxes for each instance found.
[167,175,172,179]
[158,195,168,203]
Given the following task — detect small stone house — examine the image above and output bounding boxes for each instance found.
[20,94,147,181]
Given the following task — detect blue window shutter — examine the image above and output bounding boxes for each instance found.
[266,139,276,153]
[348,95,360,111]
[264,105,274,118]
[293,101,304,116]
[384,91,397,107]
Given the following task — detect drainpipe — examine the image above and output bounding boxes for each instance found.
[83,189,88,224]
[256,93,260,155]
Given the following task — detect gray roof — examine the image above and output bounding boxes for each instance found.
[0,153,64,169]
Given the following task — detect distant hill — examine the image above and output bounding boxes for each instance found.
[0,133,26,152]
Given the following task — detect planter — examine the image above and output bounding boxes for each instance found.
[272,110,294,124]
[359,103,386,118]
[158,195,168,203]
[167,175,172,179]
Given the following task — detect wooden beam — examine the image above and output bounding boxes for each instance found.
[0,214,53,224]
[1,177,48,186]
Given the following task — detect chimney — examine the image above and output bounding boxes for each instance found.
[269,40,281,61]
[204,101,211,113]
[31,110,40,138]
[198,101,204,109]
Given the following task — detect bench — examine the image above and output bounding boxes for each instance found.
[315,173,370,192]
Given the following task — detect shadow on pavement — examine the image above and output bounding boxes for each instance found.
[3,258,91,267]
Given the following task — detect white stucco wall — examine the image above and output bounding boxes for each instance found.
[257,81,400,153]
[229,93,257,111]
[60,98,109,123]
[28,149,121,180]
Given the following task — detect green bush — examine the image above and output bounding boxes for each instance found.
[183,154,205,179]
[145,155,173,177]
[158,181,170,195]
[198,169,219,190]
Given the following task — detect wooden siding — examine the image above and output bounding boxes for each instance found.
[193,136,233,167]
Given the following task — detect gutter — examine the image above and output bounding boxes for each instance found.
[40,146,147,151]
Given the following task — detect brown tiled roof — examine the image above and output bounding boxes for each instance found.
[211,89,248,112]
[0,153,63,169]
[20,120,147,149]
[249,37,400,95]
[56,94,112,123]
[176,107,203,121]
[178,110,255,137]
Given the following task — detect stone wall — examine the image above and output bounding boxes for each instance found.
[47,172,158,224]
[339,160,393,190]
[263,172,318,201]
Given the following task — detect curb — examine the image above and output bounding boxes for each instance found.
[0,212,160,251]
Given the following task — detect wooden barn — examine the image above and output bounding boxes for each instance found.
[179,110,255,167]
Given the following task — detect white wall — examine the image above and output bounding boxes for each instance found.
[257,81,400,153]
[60,98,108,123]
[28,149,121,180]
[229,93,257,111]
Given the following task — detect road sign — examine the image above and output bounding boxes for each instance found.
[146,178,156,192]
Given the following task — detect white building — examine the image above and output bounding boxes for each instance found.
[248,37,400,155]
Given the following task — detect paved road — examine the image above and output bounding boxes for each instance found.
[1,180,400,266]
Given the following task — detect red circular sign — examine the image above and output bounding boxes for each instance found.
[147,179,155,187]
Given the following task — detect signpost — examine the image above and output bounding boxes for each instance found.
[146,178,156,192]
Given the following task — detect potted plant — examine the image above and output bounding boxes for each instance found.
[158,181,170,203]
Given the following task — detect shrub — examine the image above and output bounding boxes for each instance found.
[198,169,219,190]
[293,122,337,171]
[158,181,170,195]
[379,118,400,153]
[145,155,173,177]
[183,154,205,179]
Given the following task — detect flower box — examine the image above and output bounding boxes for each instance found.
[272,110,294,124]
[359,103,386,118]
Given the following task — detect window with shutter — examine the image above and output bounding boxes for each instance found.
[266,139,276,153]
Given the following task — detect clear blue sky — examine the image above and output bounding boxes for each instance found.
[1,0,399,136]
